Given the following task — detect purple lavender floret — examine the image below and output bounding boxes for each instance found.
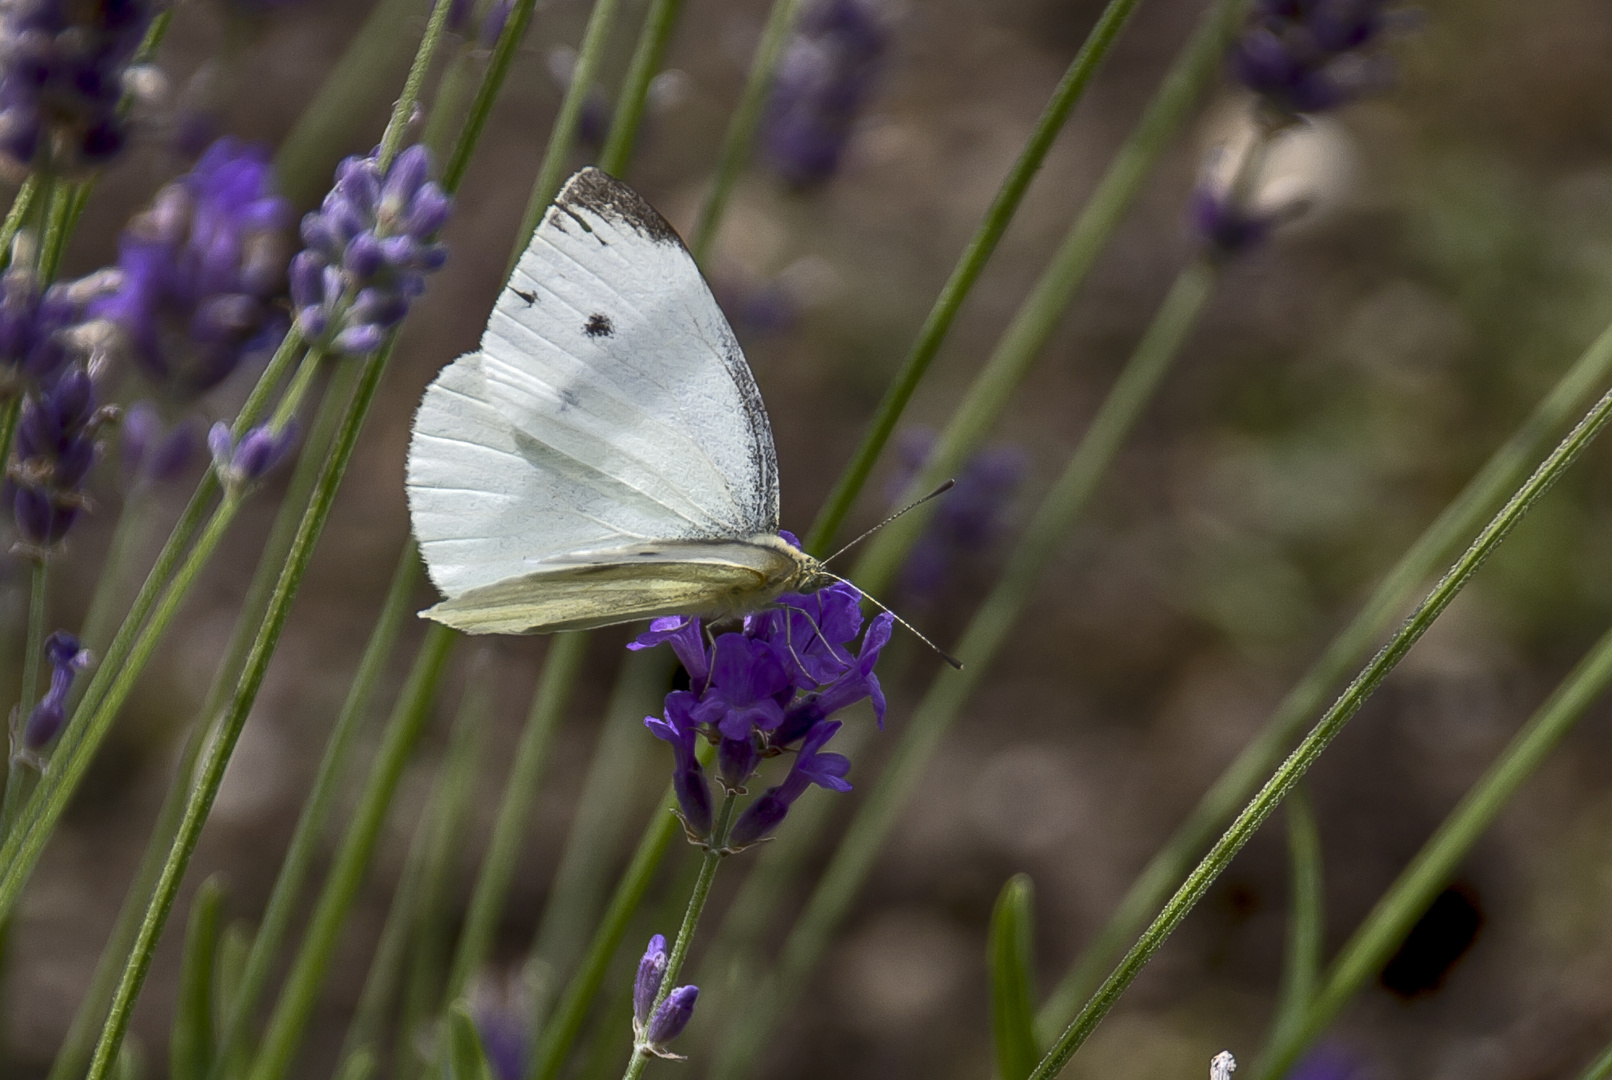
[292,144,452,357]
[643,985,698,1053]
[633,934,668,1030]
[22,628,87,749]
[0,0,159,178]
[93,137,293,401]
[1230,0,1393,116]
[10,365,114,549]
[762,0,889,187]
[634,552,893,848]
[207,418,295,488]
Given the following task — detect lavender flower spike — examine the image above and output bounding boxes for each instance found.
[293,144,452,357]
[633,934,669,1031]
[642,985,699,1058]
[762,0,890,187]
[11,366,116,551]
[22,630,89,750]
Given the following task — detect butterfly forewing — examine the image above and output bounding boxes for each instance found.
[407,168,781,607]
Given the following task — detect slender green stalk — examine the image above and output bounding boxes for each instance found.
[802,0,1147,554]
[1266,786,1322,1056]
[1576,1038,1612,1080]
[267,347,327,431]
[525,648,671,1036]
[1034,313,1612,1039]
[446,631,587,998]
[337,769,441,1068]
[169,875,226,1080]
[37,179,74,281]
[525,753,714,1080]
[378,0,457,169]
[244,626,456,1080]
[688,0,805,262]
[424,49,480,158]
[619,794,738,1080]
[0,175,38,265]
[0,393,20,474]
[399,661,491,1080]
[597,0,686,176]
[849,0,1247,597]
[443,0,539,192]
[1252,618,1612,1080]
[75,492,248,1080]
[207,543,421,1080]
[1,560,46,839]
[1029,380,1612,1080]
[511,0,627,270]
[708,257,1217,1080]
[275,0,431,204]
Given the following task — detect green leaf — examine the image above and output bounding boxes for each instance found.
[171,875,227,1080]
[989,874,1038,1080]
[447,1001,495,1080]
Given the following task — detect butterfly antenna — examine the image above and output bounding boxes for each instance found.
[819,571,963,670]
[822,479,956,567]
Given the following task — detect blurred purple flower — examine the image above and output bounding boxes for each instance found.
[633,548,893,848]
[1190,179,1277,258]
[1230,0,1395,116]
[0,266,118,391]
[22,629,87,749]
[762,0,889,187]
[10,365,114,550]
[890,429,1026,606]
[94,137,292,401]
[292,144,451,357]
[121,399,199,485]
[0,0,159,177]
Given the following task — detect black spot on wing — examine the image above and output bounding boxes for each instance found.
[557,167,681,246]
[514,288,537,305]
[584,313,613,337]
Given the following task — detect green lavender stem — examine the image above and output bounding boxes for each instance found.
[512,0,627,269]
[598,0,686,177]
[802,0,1147,553]
[0,560,46,840]
[0,175,38,265]
[708,258,1216,1080]
[443,0,540,191]
[1266,786,1322,1057]
[688,0,805,262]
[445,631,588,998]
[849,0,1247,597]
[378,0,456,169]
[1252,618,1612,1080]
[619,794,739,1080]
[1028,376,1612,1080]
[245,626,456,1080]
[207,543,421,1080]
[1575,1038,1612,1080]
[1033,313,1612,1040]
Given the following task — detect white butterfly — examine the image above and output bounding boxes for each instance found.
[406,167,830,635]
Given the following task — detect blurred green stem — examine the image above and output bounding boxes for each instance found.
[688,0,805,262]
[446,632,587,999]
[378,0,456,169]
[1266,785,1322,1056]
[803,0,1147,554]
[597,0,686,177]
[511,0,627,271]
[443,0,539,191]
[245,625,457,1080]
[1253,618,1612,1079]
[207,543,421,1080]
[0,175,38,266]
[276,0,431,204]
[1575,1037,1612,1080]
[1029,377,1612,1080]
[709,258,1216,1080]
[1034,313,1612,1040]
[849,0,1247,597]
[0,560,46,839]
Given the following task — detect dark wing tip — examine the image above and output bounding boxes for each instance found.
[557,167,682,247]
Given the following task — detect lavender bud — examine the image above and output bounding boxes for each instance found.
[633,935,668,1029]
[644,986,698,1051]
[23,631,89,750]
[332,322,387,356]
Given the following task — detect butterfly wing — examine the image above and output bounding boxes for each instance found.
[420,539,800,635]
[406,168,780,602]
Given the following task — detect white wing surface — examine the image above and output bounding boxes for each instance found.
[407,168,780,597]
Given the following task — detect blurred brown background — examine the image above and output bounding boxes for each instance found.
[12,0,1612,1077]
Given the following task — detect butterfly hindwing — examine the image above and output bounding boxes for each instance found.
[406,168,781,601]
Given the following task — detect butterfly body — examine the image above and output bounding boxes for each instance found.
[407,167,823,635]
